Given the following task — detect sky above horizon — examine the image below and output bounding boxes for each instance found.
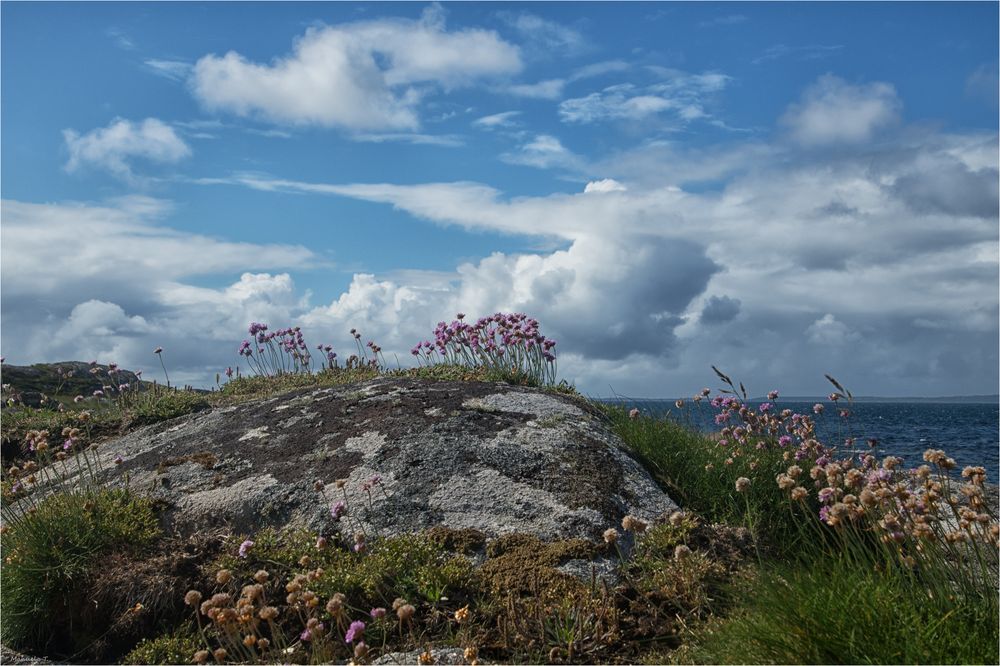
[2,2,998,397]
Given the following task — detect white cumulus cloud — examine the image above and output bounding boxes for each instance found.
[63,118,191,180]
[781,74,901,146]
[583,179,627,193]
[191,6,521,131]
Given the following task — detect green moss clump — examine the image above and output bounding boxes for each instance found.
[425,526,487,554]
[211,528,474,610]
[478,534,598,599]
[122,624,201,665]
[0,488,161,655]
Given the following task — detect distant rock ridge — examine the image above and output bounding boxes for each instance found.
[1,361,144,402]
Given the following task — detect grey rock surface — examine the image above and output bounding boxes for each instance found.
[17,377,677,544]
[373,647,483,665]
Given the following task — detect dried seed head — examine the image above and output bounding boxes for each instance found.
[335,478,347,489]
[299,555,311,567]
[419,649,435,665]
[668,511,685,527]
[257,638,270,651]
[454,605,470,624]
[392,597,406,611]
[209,592,230,607]
[242,635,256,647]
[193,650,210,664]
[603,528,619,544]
[790,487,808,502]
[674,545,692,561]
[735,477,751,493]
[216,569,232,585]
[326,592,346,616]
[253,569,269,584]
[464,647,479,663]
[621,514,648,533]
[241,584,263,601]
[212,648,227,663]
[397,603,416,622]
[258,606,279,621]
[184,590,203,607]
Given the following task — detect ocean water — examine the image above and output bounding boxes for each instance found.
[603,399,1000,482]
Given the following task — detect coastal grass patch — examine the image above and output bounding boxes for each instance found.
[0,487,161,656]
[679,557,1000,665]
[123,388,210,427]
[604,405,813,557]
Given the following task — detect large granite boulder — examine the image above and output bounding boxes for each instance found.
[26,377,676,543]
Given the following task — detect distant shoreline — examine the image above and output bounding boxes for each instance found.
[598,395,1000,405]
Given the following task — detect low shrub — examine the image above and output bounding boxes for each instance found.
[122,625,202,665]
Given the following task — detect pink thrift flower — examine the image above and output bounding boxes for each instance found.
[345,620,366,643]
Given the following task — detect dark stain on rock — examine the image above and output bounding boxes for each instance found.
[549,432,626,518]
[155,452,217,474]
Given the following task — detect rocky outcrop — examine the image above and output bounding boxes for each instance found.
[22,377,676,545]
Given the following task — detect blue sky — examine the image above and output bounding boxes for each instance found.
[2,2,998,397]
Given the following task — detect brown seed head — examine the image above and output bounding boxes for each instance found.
[185,590,203,607]
[216,569,232,585]
[193,650,210,664]
[326,592,346,616]
[209,592,231,607]
[212,648,227,663]
[603,528,619,544]
[454,605,470,624]
[397,603,416,622]
[253,569,269,584]
[621,515,647,533]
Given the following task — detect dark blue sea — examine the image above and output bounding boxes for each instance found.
[602,399,1000,482]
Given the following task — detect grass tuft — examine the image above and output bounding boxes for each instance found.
[0,487,161,656]
[679,559,999,665]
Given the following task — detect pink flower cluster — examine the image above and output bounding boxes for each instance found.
[411,312,558,385]
[238,323,314,376]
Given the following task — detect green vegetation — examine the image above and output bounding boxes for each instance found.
[678,561,999,665]
[1,337,995,664]
[122,625,203,665]
[605,396,998,666]
[0,487,161,655]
